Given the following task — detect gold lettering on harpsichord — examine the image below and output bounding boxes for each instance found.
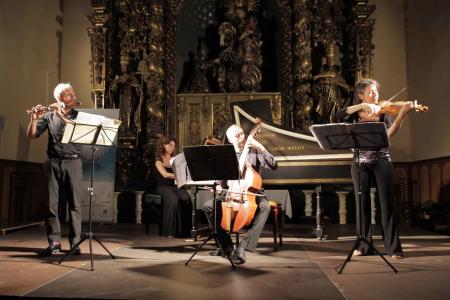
[257,132,276,138]
[268,146,286,151]
[287,145,305,151]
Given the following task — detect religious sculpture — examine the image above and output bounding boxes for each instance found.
[111,53,141,134]
[313,44,351,124]
[179,42,211,93]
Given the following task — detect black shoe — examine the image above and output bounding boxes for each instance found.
[71,246,81,256]
[209,248,223,256]
[231,245,246,264]
[69,242,81,256]
[38,242,61,257]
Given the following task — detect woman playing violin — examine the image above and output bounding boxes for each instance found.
[336,78,416,259]
[202,124,277,264]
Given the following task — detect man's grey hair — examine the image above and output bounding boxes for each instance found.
[226,124,241,143]
[53,83,72,101]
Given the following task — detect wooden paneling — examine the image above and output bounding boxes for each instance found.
[394,156,450,206]
[0,159,45,229]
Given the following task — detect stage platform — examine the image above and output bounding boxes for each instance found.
[1,223,449,300]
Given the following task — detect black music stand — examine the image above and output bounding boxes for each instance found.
[310,122,398,274]
[171,152,214,240]
[183,144,240,268]
[59,120,119,271]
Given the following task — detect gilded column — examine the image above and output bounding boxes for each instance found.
[87,0,110,109]
[353,1,375,81]
[293,0,313,131]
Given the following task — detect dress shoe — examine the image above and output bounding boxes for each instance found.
[209,248,223,256]
[38,242,61,257]
[71,246,81,255]
[231,245,246,264]
[69,242,81,256]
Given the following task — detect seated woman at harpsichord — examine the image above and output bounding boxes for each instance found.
[154,136,192,238]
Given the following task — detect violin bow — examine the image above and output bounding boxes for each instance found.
[380,87,407,107]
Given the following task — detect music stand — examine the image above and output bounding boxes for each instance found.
[183,144,240,268]
[310,122,398,274]
[59,119,120,271]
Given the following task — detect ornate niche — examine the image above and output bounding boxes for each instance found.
[173,0,376,136]
[174,0,282,148]
[177,92,282,147]
[87,0,169,190]
[275,0,376,130]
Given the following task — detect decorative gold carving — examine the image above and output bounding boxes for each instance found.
[177,92,281,148]
[353,1,376,81]
[145,3,166,145]
[188,103,202,146]
[87,0,109,108]
[278,0,293,128]
[293,0,313,131]
[86,0,376,190]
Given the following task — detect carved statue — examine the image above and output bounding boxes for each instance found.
[215,21,242,92]
[240,15,262,91]
[313,64,350,123]
[180,43,211,93]
[211,0,262,93]
[111,53,141,133]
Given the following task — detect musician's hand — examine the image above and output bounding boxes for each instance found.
[246,135,266,152]
[399,100,415,116]
[27,105,46,120]
[215,185,223,195]
[48,102,63,113]
[361,103,381,116]
[358,109,380,122]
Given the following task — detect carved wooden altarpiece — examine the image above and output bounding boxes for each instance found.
[86,0,375,190]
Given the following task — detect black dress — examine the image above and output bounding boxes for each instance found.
[155,156,192,237]
[336,108,403,256]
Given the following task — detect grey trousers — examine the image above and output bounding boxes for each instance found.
[202,193,270,252]
[44,158,82,245]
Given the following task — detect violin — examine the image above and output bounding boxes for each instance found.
[377,100,429,115]
[221,118,263,233]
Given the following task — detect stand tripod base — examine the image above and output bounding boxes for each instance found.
[59,232,116,271]
[185,233,235,269]
[337,236,398,274]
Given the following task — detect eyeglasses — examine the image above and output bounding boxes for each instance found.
[235,131,245,138]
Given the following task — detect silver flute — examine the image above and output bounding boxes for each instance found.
[26,102,81,114]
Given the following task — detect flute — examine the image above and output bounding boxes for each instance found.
[26,102,82,114]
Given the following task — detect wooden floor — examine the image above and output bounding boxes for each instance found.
[1,223,449,300]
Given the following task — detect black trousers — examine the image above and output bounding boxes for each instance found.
[351,161,403,256]
[202,193,270,252]
[156,185,192,237]
[44,158,82,245]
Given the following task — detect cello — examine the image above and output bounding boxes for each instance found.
[221,119,263,233]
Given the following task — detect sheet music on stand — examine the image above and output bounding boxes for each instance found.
[172,152,215,189]
[58,112,120,270]
[310,122,389,151]
[61,112,121,146]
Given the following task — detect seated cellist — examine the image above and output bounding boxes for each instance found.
[202,124,278,264]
